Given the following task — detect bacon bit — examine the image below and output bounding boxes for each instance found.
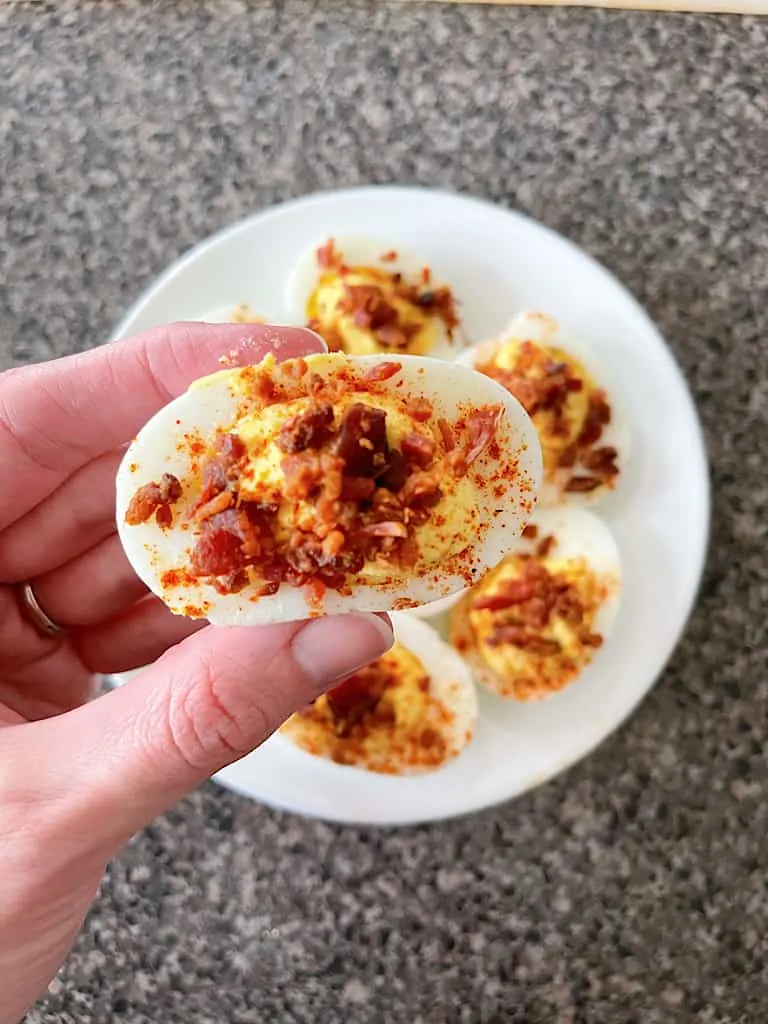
[277,403,335,453]
[374,323,415,352]
[450,405,502,478]
[581,445,619,475]
[155,504,173,528]
[195,490,234,522]
[340,475,376,501]
[421,266,432,285]
[521,524,538,540]
[577,391,611,447]
[400,432,436,468]
[212,570,248,595]
[401,469,442,509]
[125,473,182,527]
[564,475,603,493]
[190,520,249,577]
[341,283,399,331]
[381,249,398,262]
[316,238,341,270]
[473,577,537,611]
[581,632,604,648]
[334,403,389,477]
[358,521,409,539]
[437,418,455,451]
[363,361,401,383]
[326,668,389,737]
[536,534,556,558]
[404,396,433,422]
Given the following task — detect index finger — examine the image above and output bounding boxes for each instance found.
[0,322,325,534]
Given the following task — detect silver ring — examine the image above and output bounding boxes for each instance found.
[18,582,67,638]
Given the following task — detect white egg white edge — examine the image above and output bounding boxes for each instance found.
[116,353,543,627]
[278,612,479,773]
[284,234,462,360]
[456,309,631,506]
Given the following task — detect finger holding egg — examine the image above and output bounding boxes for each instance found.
[457,311,630,506]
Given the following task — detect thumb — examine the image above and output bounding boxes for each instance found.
[9,612,392,852]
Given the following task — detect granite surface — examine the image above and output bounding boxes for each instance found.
[2,1,767,1021]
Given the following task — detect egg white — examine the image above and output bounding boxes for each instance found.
[457,311,630,507]
[285,235,463,360]
[115,353,542,626]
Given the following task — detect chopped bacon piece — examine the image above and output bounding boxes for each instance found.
[437,418,455,451]
[450,405,502,478]
[326,668,388,737]
[473,577,537,611]
[195,490,234,522]
[400,432,436,468]
[191,519,248,577]
[125,473,182,526]
[577,391,611,447]
[521,524,538,540]
[581,445,619,474]
[381,250,398,262]
[400,469,442,509]
[277,403,335,453]
[373,324,410,349]
[405,396,433,422]
[340,283,399,330]
[536,534,556,558]
[340,475,376,502]
[334,403,389,477]
[358,521,409,539]
[379,449,406,492]
[363,361,401,383]
[564,475,602,493]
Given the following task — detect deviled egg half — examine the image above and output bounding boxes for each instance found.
[116,351,541,626]
[450,506,622,700]
[458,311,629,505]
[286,236,462,359]
[280,614,478,775]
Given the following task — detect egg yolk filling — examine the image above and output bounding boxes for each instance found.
[452,540,606,700]
[476,339,619,494]
[286,643,457,772]
[124,356,503,607]
[306,239,459,356]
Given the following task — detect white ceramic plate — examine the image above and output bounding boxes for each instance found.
[111,186,709,826]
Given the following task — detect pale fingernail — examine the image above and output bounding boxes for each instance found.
[291,613,394,690]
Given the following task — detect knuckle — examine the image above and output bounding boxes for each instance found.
[163,654,273,774]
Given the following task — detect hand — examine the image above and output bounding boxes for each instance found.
[0,323,393,1024]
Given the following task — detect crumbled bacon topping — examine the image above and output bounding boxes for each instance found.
[125,473,182,527]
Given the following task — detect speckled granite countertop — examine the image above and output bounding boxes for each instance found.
[2,1,767,1021]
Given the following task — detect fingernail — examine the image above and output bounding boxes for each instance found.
[292,613,394,690]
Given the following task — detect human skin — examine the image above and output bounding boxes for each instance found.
[0,323,393,1023]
